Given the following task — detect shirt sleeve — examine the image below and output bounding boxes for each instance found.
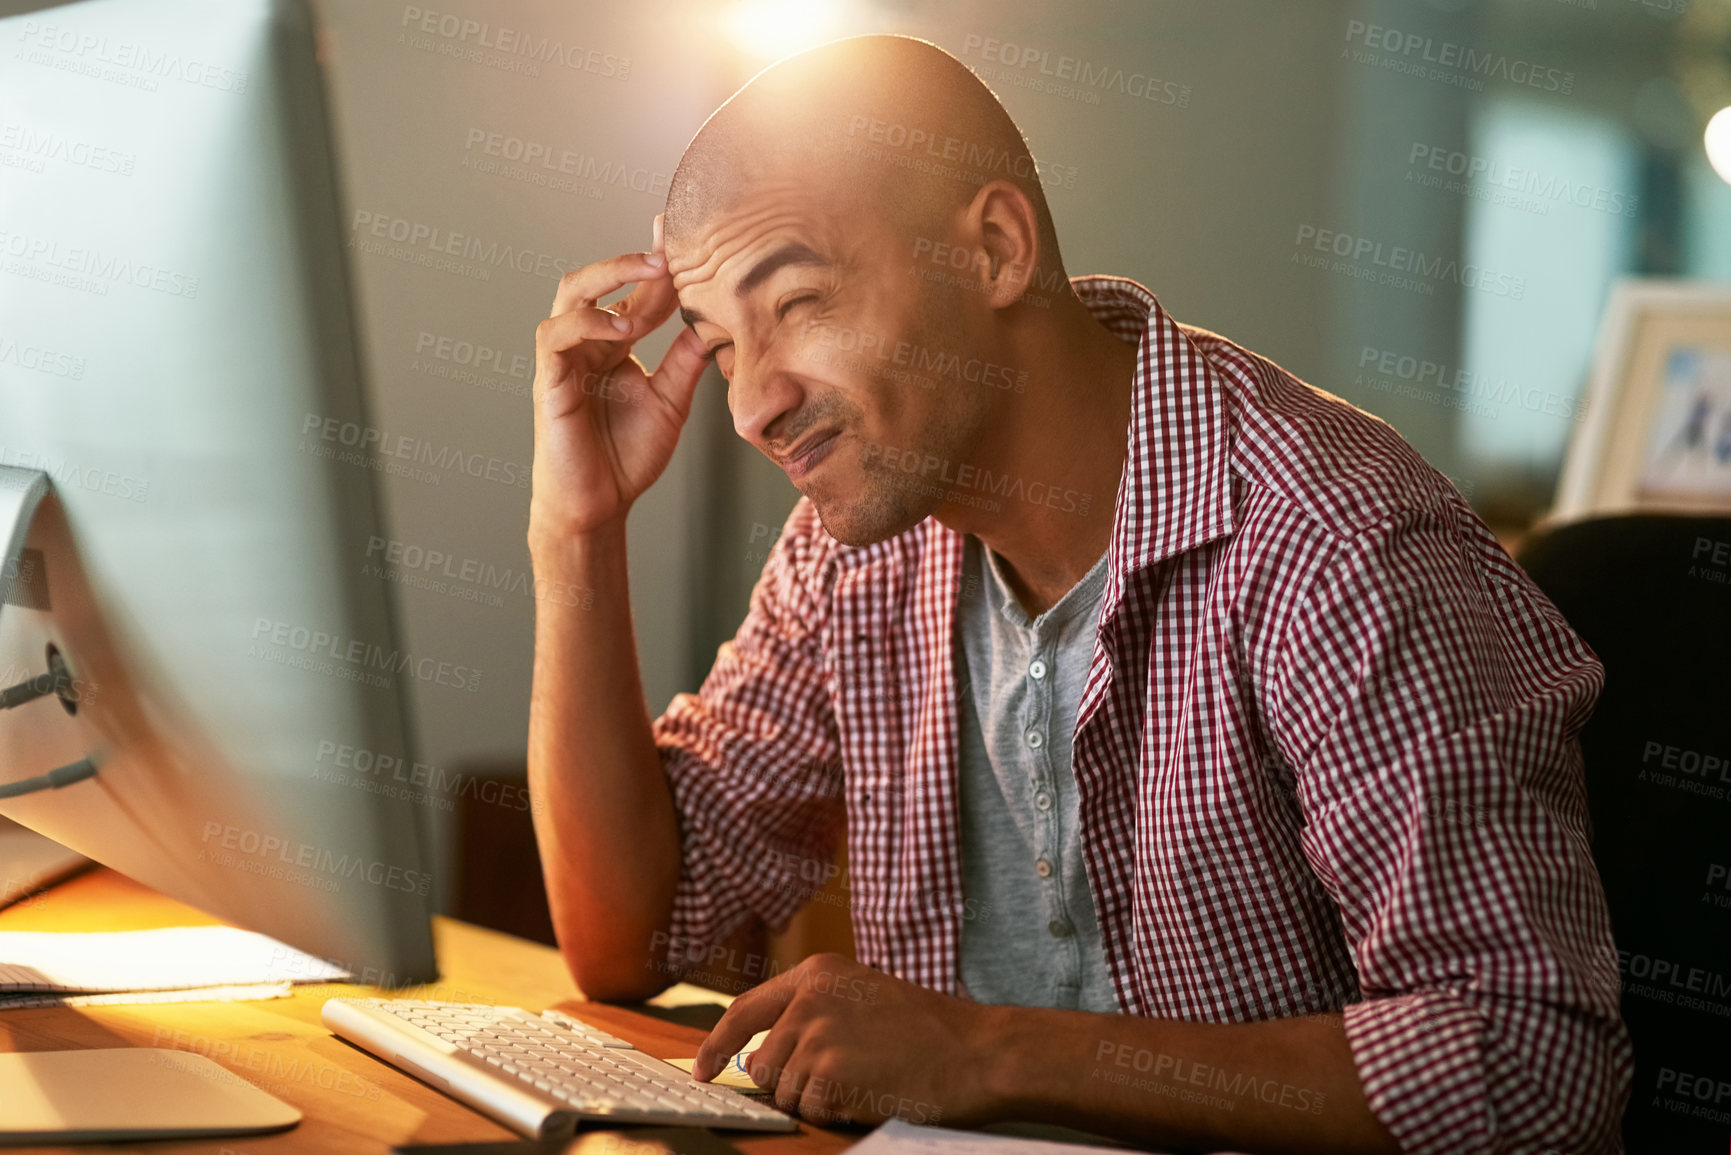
[650,498,847,984]
[1267,498,1631,1154]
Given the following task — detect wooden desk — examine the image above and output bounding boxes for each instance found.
[0,869,856,1154]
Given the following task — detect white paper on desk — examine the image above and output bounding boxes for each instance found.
[849,1118,1150,1154]
[0,926,351,993]
[0,982,293,1009]
[665,1028,773,1091]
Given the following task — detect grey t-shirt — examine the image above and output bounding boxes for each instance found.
[953,533,1118,1013]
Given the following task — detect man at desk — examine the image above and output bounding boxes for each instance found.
[525,35,1629,1155]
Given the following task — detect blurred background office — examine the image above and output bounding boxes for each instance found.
[3,0,1728,913]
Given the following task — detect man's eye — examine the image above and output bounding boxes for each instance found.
[776,294,819,320]
[704,342,732,362]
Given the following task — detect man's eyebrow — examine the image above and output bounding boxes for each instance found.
[736,242,828,297]
[678,242,828,331]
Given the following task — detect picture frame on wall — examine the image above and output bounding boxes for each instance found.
[1551,279,1731,522]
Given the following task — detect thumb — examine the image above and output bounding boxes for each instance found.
[648,326,711,422]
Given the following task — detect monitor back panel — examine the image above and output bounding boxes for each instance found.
[0,0,436,980]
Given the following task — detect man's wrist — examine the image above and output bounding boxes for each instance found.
[966,1002,1044,1122]
[528,515,627,572]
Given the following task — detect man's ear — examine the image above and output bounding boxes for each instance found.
[967,180,1042,310]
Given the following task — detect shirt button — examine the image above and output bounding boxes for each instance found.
[1028,659,1048,680]
[1035,791,1053,811]
[1026,730,1044,749]
[1035,858,1053,878]
[1048,919,1073,938]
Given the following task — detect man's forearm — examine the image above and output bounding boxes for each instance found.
[974,1005,1400,1154]
[527,520,681,1001]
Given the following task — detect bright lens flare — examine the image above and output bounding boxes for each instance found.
[724,0,846,63]
[1707,106,1731,186]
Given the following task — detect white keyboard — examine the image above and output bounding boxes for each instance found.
[321,998,796,1138]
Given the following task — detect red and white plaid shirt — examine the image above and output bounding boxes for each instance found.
[653,276,1631,1152]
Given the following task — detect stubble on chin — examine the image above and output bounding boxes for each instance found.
[806,467,935,547]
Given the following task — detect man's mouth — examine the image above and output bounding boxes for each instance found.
[781,430,840,480]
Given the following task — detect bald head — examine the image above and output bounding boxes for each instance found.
[658,36,1095,549]
[664,35,1063,273]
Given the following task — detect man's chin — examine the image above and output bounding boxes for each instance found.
[804,480,930,547]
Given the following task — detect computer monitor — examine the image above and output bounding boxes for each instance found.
[0,0,437,980]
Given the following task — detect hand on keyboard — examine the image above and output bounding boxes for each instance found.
[689,953,981,1128]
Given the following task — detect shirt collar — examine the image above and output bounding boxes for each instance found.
[1070,276,1237,589]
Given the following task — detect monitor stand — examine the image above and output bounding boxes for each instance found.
[0,1049,301,1142]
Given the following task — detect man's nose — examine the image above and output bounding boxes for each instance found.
[728,347,802,451]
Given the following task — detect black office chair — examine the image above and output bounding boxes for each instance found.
[1517,514,1731,1155]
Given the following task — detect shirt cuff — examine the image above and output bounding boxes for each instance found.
[1343,993,1491,1154]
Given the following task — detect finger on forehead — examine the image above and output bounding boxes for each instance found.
[615,263,680,332]
[549,252,666,317]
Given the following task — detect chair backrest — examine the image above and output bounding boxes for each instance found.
[1517,514,1731,1154]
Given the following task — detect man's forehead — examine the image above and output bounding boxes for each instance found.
[675,238,831,328]
[666,178,844,288]
[667,182,877,337]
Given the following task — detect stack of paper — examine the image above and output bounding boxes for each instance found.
[850,1119,1146,1154]
[0,926,352,1009]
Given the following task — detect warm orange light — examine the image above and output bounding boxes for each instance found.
[724,0,848,64]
